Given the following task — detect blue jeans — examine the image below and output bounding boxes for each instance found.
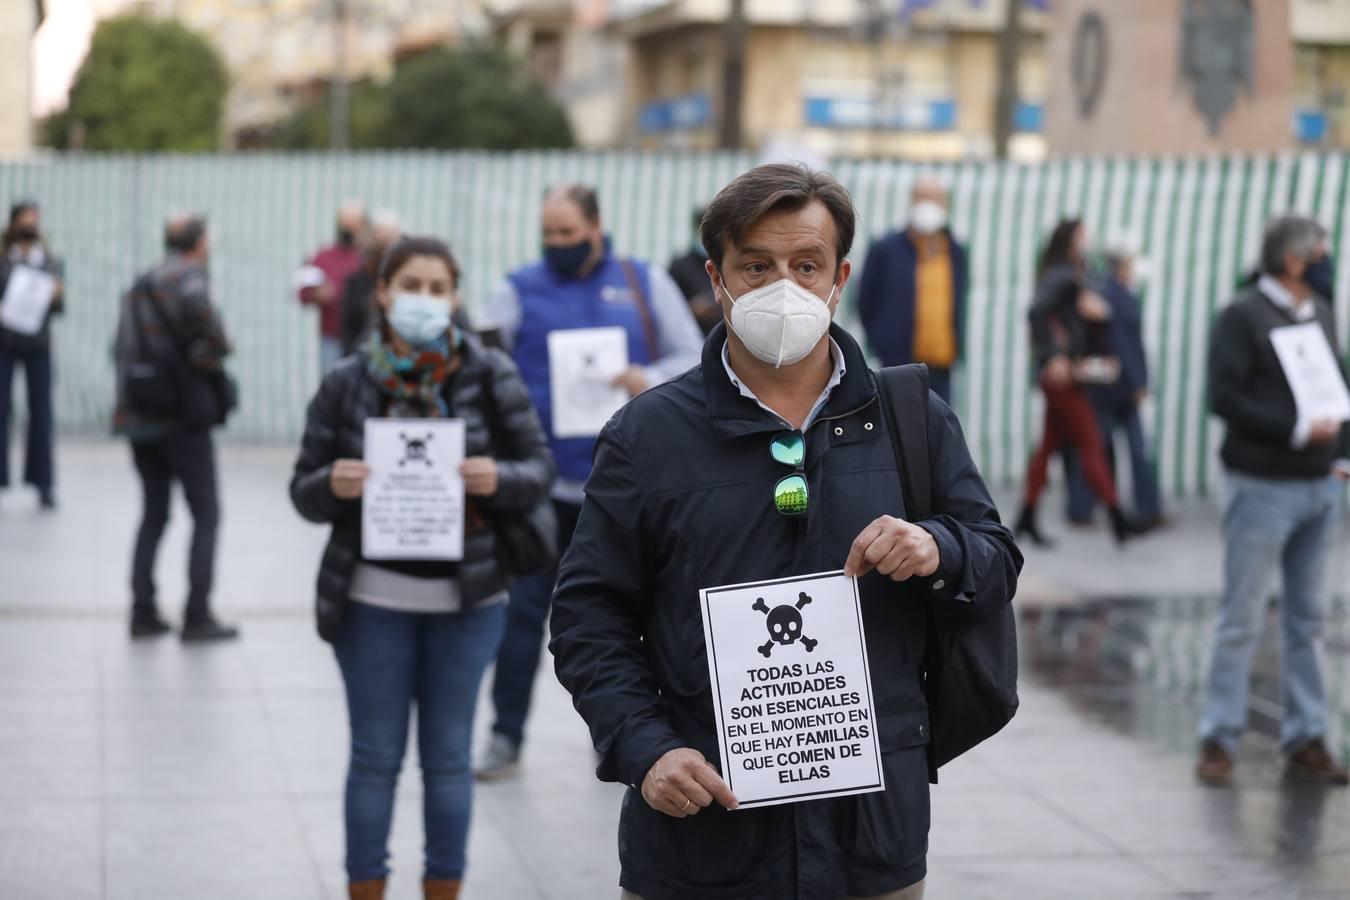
[0,345,55,491]
[490,500,582,747]
[334,599,507,882]
[1199,472,1342,754]
[1066,390,1162,523]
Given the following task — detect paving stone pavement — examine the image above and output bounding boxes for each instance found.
[2,440,1349,899]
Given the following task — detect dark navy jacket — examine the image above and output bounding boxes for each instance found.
[1096,275,1149,397]
[550,324,1020,900]
[856,229,968,368]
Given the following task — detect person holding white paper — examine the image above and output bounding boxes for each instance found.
[474,183,704,782]
[0,201,64,509]
[290,236,555,900]
[1197,215,1350,788]
[550,165,1020,900]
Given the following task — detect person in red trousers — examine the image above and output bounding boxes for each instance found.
[1016,218,1142,548]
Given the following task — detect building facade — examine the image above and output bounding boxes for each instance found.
[605,0,1049,161]
[1,1,43,157]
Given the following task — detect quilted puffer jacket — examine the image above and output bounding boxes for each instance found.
[290,332,555,641]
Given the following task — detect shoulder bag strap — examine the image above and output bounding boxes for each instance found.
[619,258,660,359]
[876,364,932,521]
[138,276,194,368]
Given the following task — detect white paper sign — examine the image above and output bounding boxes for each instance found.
[1270,323,1350,423]
[362,418,466,561]
[548,327,629,439]
[700,571,884,810]
[0,265,56,336]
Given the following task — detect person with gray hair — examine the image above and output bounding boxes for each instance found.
[1196,214,1349,785]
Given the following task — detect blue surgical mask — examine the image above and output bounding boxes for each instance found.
[544,240,593,279]
[388,292,452,347]
[1304,255,1335,301]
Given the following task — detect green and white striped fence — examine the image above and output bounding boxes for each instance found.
[3,151,1348,498]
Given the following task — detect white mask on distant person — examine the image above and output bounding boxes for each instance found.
[723,278,835,368]
[909,201,947,235]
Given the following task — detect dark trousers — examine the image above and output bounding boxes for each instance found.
[489,499,583,747]
[0,346,54,491]
[1066,390,1163,524]
[1023,382,1119,509]
[130,430,220,624]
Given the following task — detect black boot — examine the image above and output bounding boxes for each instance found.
[1108,507,1142,546]
[130,612,173,639]
[181,616,240,643]
[1014,504,1054,548]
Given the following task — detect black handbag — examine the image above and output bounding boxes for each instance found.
[877,363,1019,784]
[477,365,559,577]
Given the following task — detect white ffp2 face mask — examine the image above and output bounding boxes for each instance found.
[909,200,948,235]
[723,278,835,368]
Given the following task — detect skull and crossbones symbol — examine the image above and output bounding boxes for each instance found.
[753,592,818,658]
[398,432,435,467]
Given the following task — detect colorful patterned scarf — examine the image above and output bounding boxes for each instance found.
[365,331,454,417]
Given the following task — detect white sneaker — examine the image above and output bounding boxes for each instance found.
[474,734,521,782]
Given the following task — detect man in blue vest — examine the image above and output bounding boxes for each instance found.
[475,183,704,781]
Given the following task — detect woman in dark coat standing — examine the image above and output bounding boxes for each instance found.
[0,201,64,508]
[1016,218,1139,547]
[291,236,555,900]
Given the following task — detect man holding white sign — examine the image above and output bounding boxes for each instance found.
[1198,215,1350,787]
[551,165,1021,900]
[475,184,704,781]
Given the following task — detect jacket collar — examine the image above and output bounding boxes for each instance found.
[702,322,878,439]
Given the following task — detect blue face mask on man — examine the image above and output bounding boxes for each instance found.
[1304,255,1336,301]
[544,240,593,279]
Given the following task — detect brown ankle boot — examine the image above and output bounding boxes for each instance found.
[1195,741,1234,786]
[348,880,386,900]
[1286,740,1350,785]
[424,879,461,900]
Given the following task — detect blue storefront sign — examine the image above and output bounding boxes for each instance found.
[639,94,714,134]
[804,97,958,132]
[1295,109,1329,145]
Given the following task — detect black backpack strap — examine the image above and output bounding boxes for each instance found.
[876,363,946,784]
[876,364,932,521]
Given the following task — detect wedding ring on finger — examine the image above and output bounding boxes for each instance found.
[681,798,692,812]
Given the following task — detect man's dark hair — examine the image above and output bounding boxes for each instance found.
[1037,218,1083,280]
[1260,215,1327,277]
[379,235,461,289]
[164,216,207,254]
[699,164,856,269]
[546,183,600,224]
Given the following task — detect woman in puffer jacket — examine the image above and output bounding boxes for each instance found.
[291,236,555,900]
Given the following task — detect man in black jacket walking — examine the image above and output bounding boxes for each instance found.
[550,165,1020,900]
[113,216,238,643]
[1197,215,1350,786]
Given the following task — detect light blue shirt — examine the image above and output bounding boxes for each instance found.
[721,337,847,432]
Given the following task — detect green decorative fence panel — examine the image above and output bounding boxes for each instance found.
[3,150,1347,498]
